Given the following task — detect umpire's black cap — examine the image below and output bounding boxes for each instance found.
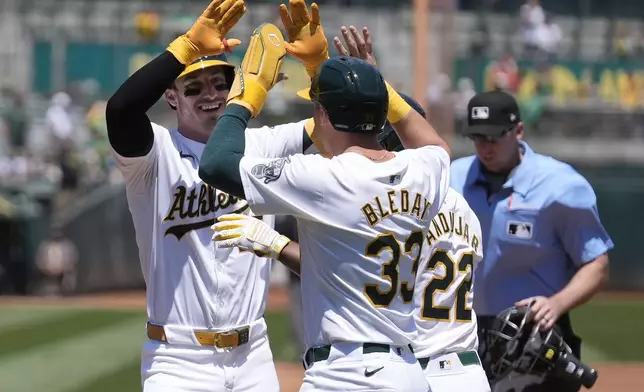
[463,91,521,137]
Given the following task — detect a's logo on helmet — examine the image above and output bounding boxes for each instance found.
[359,123,375,131]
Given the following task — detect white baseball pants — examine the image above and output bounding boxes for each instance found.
[299,342,428,392]
[141,319,279,392]
[421,351,491,392]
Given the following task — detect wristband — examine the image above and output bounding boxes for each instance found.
[270,235,292,260]
[386,82,412,124]
[166,35,200,66]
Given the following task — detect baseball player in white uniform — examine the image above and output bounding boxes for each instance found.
[198,13,452,390]
[220,107,493,392]
[412,188,491,392]
[378,91,491,392]
[105,1,323,391]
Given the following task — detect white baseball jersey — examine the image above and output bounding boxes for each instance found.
[237,145,450,348]
[111,120,311,329]
[413,187,483,358]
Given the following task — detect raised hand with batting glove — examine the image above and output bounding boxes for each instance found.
[213,214,291,260]
[167,0,246,65]
[279,0,329,78]
[226,23,287,117]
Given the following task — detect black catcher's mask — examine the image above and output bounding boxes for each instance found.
[485,305,598,389]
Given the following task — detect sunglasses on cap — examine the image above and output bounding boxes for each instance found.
[467,125,515,143]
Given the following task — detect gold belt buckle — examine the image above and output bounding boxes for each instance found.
[195,326,250,348]
[215,330,240,348]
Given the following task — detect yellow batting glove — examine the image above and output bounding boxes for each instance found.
[167,0,246,65]
[279,0,329,79]
[227,23,287,117]
[212,214,291,260]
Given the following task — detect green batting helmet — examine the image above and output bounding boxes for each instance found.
[378,93,426,152]
[307,56,388,133]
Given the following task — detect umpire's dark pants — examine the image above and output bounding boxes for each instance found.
[477,314,582,392]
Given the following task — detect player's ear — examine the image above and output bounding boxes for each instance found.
[313,103,329,127]
[515,122,524,141]
[165,88,178,111]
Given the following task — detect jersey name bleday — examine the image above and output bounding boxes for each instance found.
[111,120,309,329]
[237,145,451,348]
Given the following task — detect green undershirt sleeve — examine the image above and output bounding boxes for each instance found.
[198,104,251,199]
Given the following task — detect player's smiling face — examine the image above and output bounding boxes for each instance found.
[165,67,231,142]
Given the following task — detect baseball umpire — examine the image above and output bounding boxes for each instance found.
[450,90,614,391]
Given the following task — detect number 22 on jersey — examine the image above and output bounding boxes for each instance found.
[363,233,474,323]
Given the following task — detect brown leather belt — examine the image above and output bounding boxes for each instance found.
[146,322,251,348]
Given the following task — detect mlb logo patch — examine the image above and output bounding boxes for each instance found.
[439,360,451,370]
[471,106,489,120]
[507,221,533,239]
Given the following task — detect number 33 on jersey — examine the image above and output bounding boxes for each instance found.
[363,189,483,358]
[363,189,482,321]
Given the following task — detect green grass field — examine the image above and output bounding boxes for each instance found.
[0,297,641,392]
[571,297,644,362]
[0,305,297,392]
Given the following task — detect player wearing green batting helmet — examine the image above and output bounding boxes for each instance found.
[299,56,389,134]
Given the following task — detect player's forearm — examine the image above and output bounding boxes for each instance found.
[277,241,301,276]
[243,118,316,159]
[386,84,452,158]
[550,253,609,313]
[392,110,452,157]
[199,104,249,198]
[106,51,185,157]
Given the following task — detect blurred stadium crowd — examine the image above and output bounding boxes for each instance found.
[1,0,644,296]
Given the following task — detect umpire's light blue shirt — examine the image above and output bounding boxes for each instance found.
[450,141,614,316]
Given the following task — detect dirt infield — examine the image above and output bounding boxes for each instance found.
[0,286,290,311]
[0,290,147,309]
[276,362,305,392]
[1,288,642,391]
[591,363,642,392]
